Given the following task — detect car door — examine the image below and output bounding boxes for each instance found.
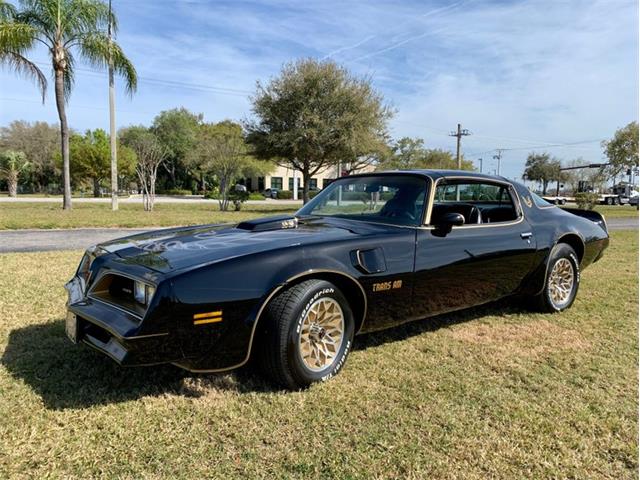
[412,178,538,318]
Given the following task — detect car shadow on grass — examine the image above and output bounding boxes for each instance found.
[3,299,529,410]
[1,319,278,410]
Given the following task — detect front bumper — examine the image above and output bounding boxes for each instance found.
[65,277,180,366]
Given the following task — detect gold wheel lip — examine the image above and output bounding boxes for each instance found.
[548,258,575,307]
[298,297,345,372]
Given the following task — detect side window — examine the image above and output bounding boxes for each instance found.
[431,180,520,225]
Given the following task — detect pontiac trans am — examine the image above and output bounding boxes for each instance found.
[65,170,609,389]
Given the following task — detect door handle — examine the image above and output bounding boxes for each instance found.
[520,232,533,239]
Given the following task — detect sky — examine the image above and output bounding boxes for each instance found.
[0,0,638,180]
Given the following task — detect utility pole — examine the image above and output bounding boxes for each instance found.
[108,0,118,211]
[478,158,483,173]
[493,149,503,176]
[449,123,471,169]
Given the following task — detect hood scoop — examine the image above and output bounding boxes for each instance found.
[236,215,299,232]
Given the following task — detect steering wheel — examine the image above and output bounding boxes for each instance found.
[380,202,415,221]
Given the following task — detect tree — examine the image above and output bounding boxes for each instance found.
[562,157,607,194]
[120,126,166,211]
[602,122,639,179]
[67,129,136,196]
[0,149,29,196]
[186,121,270,211]
[151,108,203,189]
[0,120,58,192]
[377,137,475,171]
[0,0,137,210]
[522,152,563,195]
[246,58,392,203]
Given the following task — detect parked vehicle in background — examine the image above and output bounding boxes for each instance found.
[262,188,279,199]
[577,181,633,205]
[542,195,568,205]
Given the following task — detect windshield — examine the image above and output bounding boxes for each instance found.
[297,174,428,226]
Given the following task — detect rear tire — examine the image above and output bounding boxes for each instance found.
[533,244,580,313]
[257,279,354,389]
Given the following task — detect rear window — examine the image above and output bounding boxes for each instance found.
[531,192,553,208]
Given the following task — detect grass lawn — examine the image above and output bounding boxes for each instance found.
[593,205,639,218]
[0,202,297,229]
[0,231,636,478]
[0,202,636,230]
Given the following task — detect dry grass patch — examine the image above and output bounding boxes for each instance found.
[448,319,591,360]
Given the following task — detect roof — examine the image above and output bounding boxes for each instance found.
[348,169,509,182]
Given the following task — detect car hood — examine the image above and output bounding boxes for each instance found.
[97,216,387,274]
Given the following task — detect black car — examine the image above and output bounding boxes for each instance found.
[65,171,609,389]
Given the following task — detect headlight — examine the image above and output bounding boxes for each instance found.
[134,281,156,305]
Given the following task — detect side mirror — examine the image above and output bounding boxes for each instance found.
[432,212,465,237]
[437,212,465,227]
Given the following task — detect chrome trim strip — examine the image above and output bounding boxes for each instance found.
[426,175,526,229]
[173,269,368,374]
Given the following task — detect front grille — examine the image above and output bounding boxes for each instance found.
[88,274,148,319]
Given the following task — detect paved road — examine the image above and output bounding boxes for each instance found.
[0,228,154,253]
[606,217,639,230]
[0,217,636,254]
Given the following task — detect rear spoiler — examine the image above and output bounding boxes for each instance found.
[562,207,607,233]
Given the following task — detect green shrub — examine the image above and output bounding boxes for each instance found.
[249,193,265,200]
[575,192,600,210]
[277,190,293,199]
[228,189,249,211]
[309,191,320,199]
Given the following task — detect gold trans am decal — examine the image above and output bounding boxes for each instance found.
[372,280,403,292]
[523,196,533,208]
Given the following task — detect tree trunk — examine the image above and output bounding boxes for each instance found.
[302,167,310,204]
[7,171,17,197]
[93,178,101,197]
[54,68,72,210]
[219,177,228,211]
[542,180,548,195]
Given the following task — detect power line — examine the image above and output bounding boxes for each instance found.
[30,61,253,97]
[467,139,604,158]
[0,96,157,115]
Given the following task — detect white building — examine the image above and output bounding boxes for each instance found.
[244,163,376,193]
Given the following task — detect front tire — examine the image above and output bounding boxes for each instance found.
[533,243,580,312]
[258,279,355,389]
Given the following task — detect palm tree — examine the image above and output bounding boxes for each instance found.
[0,0,136,209]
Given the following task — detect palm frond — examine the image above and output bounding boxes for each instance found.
[63,0,113,39]
[0,1,17,21]
[62,50,75,100]
[1,51,47,102]
[0,22,38,52]
[78,32,137,95]
[0,21,46,102]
